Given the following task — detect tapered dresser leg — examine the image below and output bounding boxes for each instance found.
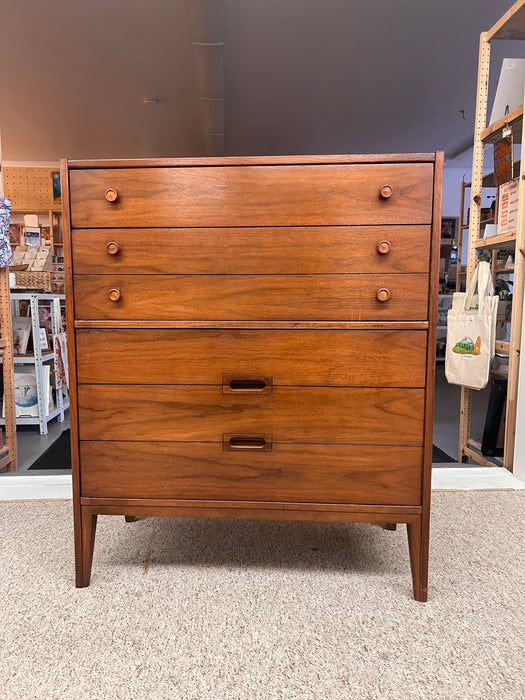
[407,519,428,602]
[76,508,98,588]
[125,516,137,523]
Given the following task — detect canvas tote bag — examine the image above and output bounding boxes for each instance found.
[445,261,498,390]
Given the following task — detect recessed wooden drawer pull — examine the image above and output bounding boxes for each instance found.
[380,185,393,199]
[105,188,118,202]
[106,242,120,255]
[223,434,272,451]
[377,240,392,255]
[376,287,391,302]
[229,379,267,391]
[108,288,121,302]
[222,376,273,394]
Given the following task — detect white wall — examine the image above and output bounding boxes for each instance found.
[442,166,471,217]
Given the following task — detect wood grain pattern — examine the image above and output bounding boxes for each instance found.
[80,502,421,525]
[73,273,429,321]
[79,508,97,588]
[77,385,425,445]
[79,497,421,515]
[61,159,87,587]
[69,164,434,228]
[79,441,423,505]
[71,226,431,274]
[68,153,437,169]
[65,153,441,596]
[75,328,427,387]
[74,320,429,330]
[414,149,444,603]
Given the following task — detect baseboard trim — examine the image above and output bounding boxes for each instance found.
[1,467,524,502]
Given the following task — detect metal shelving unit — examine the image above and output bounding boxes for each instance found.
[0,293,68,435]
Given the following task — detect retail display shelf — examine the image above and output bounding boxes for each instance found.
[481,104,523,144]
[474,232,517,250]
[487,1,525,41]
[10,352,55,364]
[0,452,12,471]
[11,207,61,214]
[13,406,68,425]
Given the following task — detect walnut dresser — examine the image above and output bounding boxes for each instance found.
[62,153,443,601]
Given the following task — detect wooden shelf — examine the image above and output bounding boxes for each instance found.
[458,2,525,472]
[461,172,497,190]
[465,442,504,468]
[460,218,497,230]
[487,0,525,40]
[474,232,517,250]
[11,207,61,214]
[496,341,511,354]
[481,105,523,144]
[0,451,13,471]
[0,267,16,471]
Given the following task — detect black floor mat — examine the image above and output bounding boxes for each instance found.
[432,444,456,463]
[28,429,71,470]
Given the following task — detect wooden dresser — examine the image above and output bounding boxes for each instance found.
[62,153,443,600]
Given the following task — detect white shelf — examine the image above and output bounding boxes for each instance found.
[7,293,68,435]
[5,353,55,364]
[9,292,65,302]
[0,403,70,426]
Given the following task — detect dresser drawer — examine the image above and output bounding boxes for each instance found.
[71,225,431,275]
[69,164,434,228]
[76,329,427,387]
[79,441,423,505]
[74,274,429,321]
[77,385,425,445]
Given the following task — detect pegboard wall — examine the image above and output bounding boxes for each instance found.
[2,167,56,210]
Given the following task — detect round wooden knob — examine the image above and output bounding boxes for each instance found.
[376,288,391,302]
[105,188,118,202]
[108,288,121,302]
[380,185,393,199]
[377,240,392,255]
[106,242,119,255]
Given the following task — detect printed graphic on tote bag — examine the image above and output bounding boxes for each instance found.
[452,336,481,355]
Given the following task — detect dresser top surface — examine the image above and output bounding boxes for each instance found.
[64,153,441,169]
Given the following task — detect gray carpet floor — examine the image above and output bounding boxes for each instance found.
[1,492,524,700]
